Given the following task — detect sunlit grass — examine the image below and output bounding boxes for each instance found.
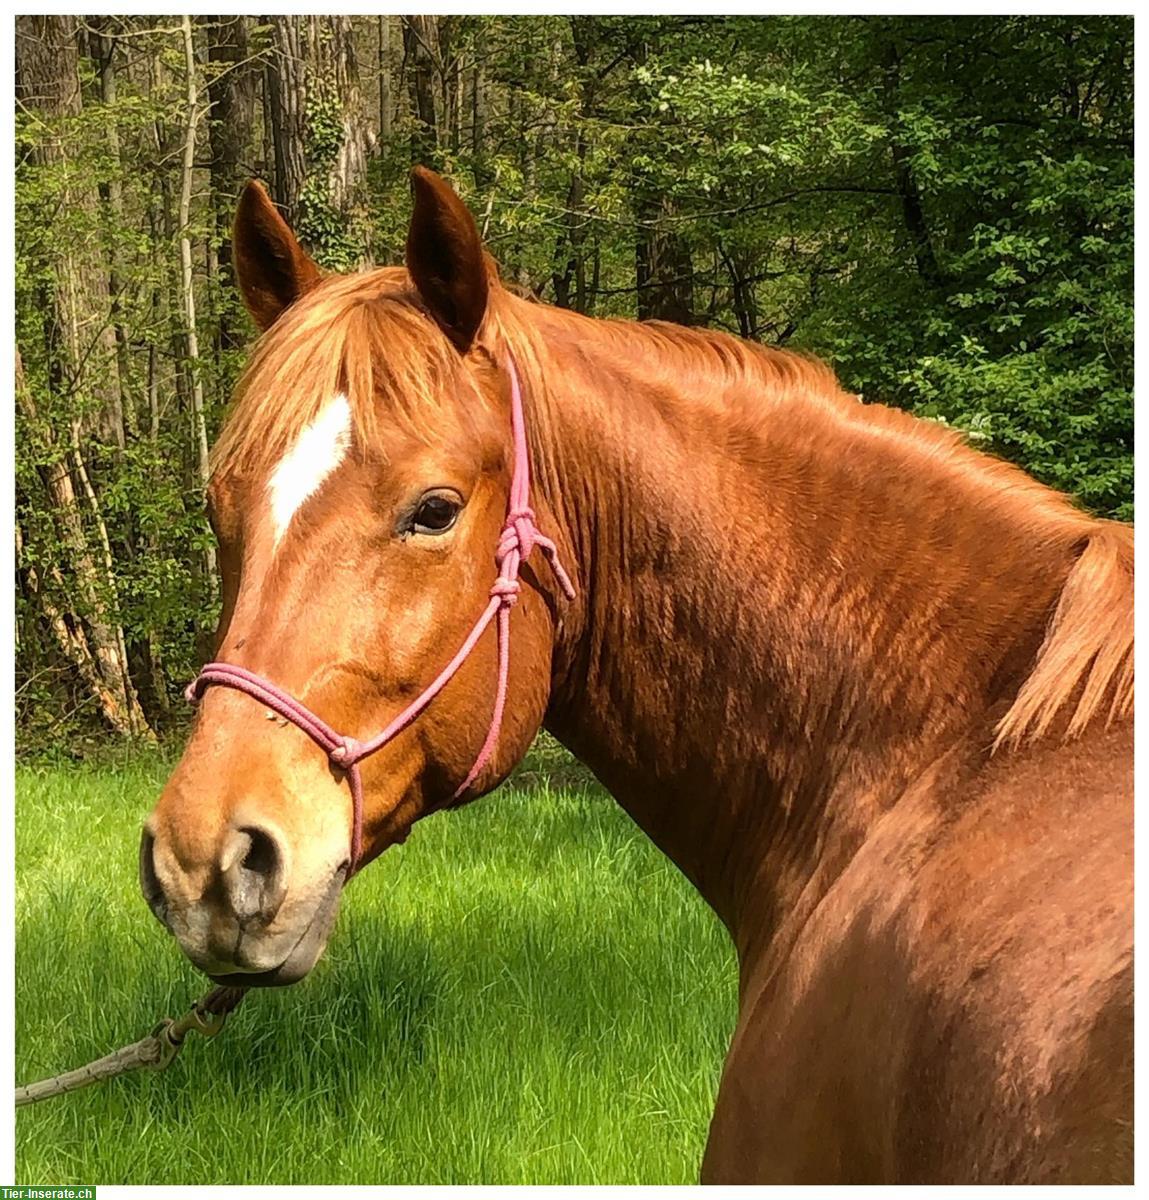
[16,742,737,1184]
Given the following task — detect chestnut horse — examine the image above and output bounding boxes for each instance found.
[142,169,1132,1184]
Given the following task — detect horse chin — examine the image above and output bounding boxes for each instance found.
[209,866,345,989]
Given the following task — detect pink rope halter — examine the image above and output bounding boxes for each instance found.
[186,357,576,875]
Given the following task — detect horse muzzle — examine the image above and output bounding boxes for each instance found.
[206,869,344,987]
[139,817,347,987]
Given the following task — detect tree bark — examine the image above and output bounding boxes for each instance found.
[16,19,152,736]
[265,16,309,224]
[630,33,695,324]
[204,15,257,209]
[320,16,373,234]
[178,19,211,491]
[18,524,130,734]
[82,18,134,443]
[470,51,490,188]
[204,15,257,349]
[635,204,696,324]
[178,16,218,599]
[17,16,127,446]
[720,242,760,340]
[379,15,392,143]
[16,350,151,737]
[880,38,942,286]
[404,16,441,166]
[555,18,596,314]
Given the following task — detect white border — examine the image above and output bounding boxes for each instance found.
[7,7,1141,1197]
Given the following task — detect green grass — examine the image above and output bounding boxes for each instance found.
[16,742,737,1185]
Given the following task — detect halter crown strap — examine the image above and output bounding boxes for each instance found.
[186,356,575,874]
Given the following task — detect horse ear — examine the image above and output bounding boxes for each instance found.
[406,166,489,353]
[232,181,321,332]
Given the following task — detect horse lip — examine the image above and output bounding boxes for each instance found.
[208,866,345,988]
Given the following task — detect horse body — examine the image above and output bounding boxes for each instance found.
[144,169,1132,1183]
[702,727,1132,1182]
[518,303,1133,1183]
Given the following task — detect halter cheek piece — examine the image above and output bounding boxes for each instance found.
[185,357,576,875]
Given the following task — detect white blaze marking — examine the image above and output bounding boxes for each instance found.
[267,394,352,548]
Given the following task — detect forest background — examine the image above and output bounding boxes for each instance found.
[14,14,1133,750]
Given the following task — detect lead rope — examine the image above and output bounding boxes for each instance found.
[15,985,247,1107]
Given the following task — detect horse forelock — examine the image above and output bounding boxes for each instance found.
[210,267,491,483]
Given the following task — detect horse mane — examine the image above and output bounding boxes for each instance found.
[214,265,1134,753]
[486,289,1135,755]
[992,520,1133,751]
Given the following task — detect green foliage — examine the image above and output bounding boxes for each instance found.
[618,16,1132,517]
[14,15,1134,746]
[297,78,366,271]
[16,55,217,746]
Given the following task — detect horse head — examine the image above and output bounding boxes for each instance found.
[140,170,572,985]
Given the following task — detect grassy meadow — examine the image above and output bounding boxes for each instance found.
[15,740,737,1185]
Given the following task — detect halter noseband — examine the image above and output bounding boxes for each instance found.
[185,357,576,875]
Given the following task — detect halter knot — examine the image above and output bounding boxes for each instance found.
[329,735,361,768]
[499,507,539,562]
[184,680,202,706]
[489,577,521,607]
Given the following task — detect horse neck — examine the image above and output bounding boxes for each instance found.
[522,308,1075,963]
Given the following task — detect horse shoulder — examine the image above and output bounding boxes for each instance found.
[894,721,1132,1181]
[702,723,1132,1183]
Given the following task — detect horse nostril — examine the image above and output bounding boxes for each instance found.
[139,827,169,927]
[221,824,287,927]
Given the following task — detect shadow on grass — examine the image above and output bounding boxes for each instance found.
[505,730,597,794]
[181,903,726,1108]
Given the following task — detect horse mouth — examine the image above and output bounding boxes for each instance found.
[208,867,346,988]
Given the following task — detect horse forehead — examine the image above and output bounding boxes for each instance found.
[267,393,353,548]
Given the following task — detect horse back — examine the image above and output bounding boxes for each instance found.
[703,722,1132,1184]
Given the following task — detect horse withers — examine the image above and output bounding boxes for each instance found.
[141,168,1132,1183]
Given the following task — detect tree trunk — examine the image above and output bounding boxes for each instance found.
[720,242,760,340]
[178,18,210,488]
[16,19,152,737]
[178,16,218,599]
[320,16,373,238]
[470,53,490,189]
[404,16,441,166]
[379,15,392,143]
[880,38,942,286]
[558,18,597,314]
[82,18,134,443]
[635,202,696,324]
[16,350,151,737]
[265,16,309,224]
[204,15,257,350]
[261,46,277,193]
[204,16,256,210]
[629,34,695,324]
[18,524,130,734]
[17,16,127,446]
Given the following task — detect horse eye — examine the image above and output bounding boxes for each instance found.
[412,493,460,535]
